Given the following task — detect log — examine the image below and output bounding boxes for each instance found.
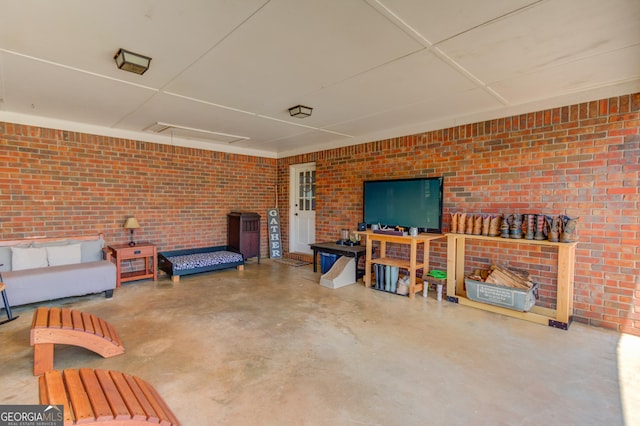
[497,266,532,285]
[485,270,527,289]
[485,265,534,289]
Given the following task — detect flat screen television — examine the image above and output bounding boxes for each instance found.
[363,177,444,233]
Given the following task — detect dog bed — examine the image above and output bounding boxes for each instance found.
[158,246,244,282]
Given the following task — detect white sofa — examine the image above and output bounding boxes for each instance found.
[0,234,116,307]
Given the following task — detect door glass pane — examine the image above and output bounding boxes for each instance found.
[297,170,316,212]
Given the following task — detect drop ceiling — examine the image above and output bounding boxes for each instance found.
[1,0,638,158]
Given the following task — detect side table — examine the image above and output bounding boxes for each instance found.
[106,243,157,288]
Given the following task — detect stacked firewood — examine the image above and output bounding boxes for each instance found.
[467,265,535,289]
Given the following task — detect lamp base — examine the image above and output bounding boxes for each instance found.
[129,241,136,247]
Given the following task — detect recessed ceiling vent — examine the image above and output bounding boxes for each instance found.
[144,122,249,144]
[144,122,172,133]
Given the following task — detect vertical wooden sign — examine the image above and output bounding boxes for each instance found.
[267,208,282,259]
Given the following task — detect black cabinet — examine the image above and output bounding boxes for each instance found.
[227,212,261,263]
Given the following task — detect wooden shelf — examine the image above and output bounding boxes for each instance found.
[120,270,154,281]
[356,230,445,299]
[371,257,411,268]
[445,233,577,329]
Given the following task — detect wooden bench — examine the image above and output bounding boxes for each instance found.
[30,307,124,376]
[39,368,181,425]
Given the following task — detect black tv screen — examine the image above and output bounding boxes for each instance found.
[363,177,444,233]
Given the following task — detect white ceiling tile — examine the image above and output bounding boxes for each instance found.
[491,45,640,104]
[374,0,537,43]
[1,53,155,126]
[325,88,502,138]
[437,0,640,84]
[163,0,422,112]
[0,0,269,87]
[302,50,479,127]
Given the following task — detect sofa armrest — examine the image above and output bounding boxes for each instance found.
[102,247,113,262]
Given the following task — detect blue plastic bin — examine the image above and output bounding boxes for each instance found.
[320,253,339,274]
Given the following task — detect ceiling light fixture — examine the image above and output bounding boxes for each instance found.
[288,105,312,118]
[114,48,151,75]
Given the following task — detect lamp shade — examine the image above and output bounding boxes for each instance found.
[123,217,140,229]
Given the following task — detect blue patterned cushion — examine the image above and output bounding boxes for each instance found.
[167,251,242,271]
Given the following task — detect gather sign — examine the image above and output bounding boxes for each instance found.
[267,208,282,259]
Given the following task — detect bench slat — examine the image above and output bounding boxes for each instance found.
[63,369,96,423]
[38,375,48,406]
[124,374,161,424]
[79,368,115,422]
[81,311,95,335]
[98,317,114,343]
[106,321,122,347]
[33,307,49,329]
[111,371,149,422]
[134,375,177,426]
[49,307,62,328]
[40,371,73,424]
[95,369,132,421]
[91,313,105,338]
[145,380,181,426]
[61,309,73,329]
[71,309,84,331]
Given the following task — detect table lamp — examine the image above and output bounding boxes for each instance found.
[123,217,140,246]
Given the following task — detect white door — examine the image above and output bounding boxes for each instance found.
[290,163,316,254]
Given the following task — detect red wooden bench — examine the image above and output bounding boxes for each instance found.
[30,307,124,376]
[39,368,181,425]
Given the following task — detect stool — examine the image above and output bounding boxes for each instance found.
[0,281,19,324]
[423,275,446,301]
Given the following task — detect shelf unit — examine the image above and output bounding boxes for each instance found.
[445,233,577,329]
[228,212,261,263]
[356,230,446,299]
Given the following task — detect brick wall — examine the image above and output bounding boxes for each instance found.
[279,93,640,336]
[1,93,638,335]
[0,123,277,255]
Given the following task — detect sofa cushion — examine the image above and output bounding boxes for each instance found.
[0,247,13,272]
[11,247,48,271]
[0,244,31,272]
[46,243,82,266]
[69,239,105,262]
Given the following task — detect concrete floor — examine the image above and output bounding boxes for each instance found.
[1,259,638,425]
